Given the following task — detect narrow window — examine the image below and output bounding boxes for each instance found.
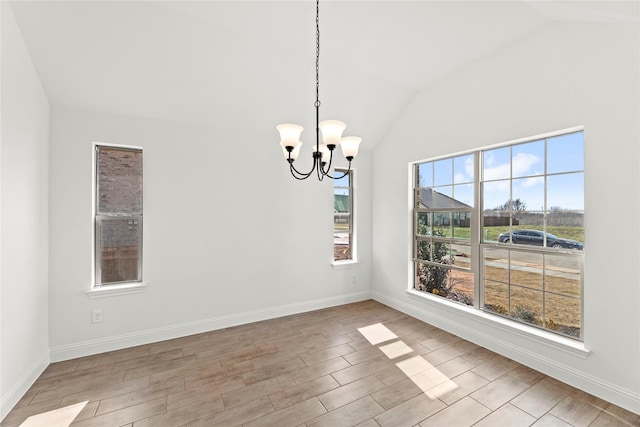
[95,145,143,286]
[334,169,354,261]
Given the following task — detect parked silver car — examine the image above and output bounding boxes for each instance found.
[498,229,583,250]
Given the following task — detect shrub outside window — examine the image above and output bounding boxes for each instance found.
[413,129,584,339]
[95,145,143,286]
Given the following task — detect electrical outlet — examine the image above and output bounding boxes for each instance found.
[92,309,103,323]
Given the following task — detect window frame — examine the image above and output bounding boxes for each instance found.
[413,152,479,306]
[333,167,357,265]
[91,143,144,291]
[410,127,584,340]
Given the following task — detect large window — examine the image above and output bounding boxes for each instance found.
[334,169,354,262]
[94,145,143,286]
[413,129,584,339]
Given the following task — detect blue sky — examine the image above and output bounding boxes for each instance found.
[418,132,584,211]
[333,172,350,196]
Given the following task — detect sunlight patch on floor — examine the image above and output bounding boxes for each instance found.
[396,355,435,377]
[360,322,462,401]
[410,365,453,392]
[357,323,398,345]
[19,401,88,427]
[378,340,414,359]
[426,379,459,399]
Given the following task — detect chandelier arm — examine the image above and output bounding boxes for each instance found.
[324,161,352,180]
[286,150,318,180]
[317,161,324,181]
[289,160,317,180]
[319,148,334,176]
[290,165,314,180]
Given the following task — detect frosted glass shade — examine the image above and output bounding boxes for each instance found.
[281,141,303,160]
[319,120,346,146]
[312,143,331,162]
[340,136,361,159]
[277,124,304,148]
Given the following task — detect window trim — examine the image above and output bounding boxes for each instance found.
[404,288,589,358]
[90,142,145,294]
[332,167,358,266]
[409,126,584,339]
[86,282,147,299]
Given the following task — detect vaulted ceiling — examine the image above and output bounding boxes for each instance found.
[8,1,638,149]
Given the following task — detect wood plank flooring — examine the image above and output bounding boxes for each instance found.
[2,300,639,426]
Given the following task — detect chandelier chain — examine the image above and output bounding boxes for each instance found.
[315,0,320,108]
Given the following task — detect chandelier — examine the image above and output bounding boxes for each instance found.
[277,0,361,181]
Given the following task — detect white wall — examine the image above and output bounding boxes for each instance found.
[48,107,372,360]
[372,21,640,413]
[0,2,50,419]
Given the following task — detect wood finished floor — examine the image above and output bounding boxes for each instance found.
[3,300,639,427]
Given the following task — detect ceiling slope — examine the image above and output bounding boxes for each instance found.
[8,1,634,148]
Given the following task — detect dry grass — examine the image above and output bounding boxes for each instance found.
[484,264,580,330]
[418,263,581,334]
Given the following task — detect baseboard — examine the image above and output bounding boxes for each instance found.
[372,290,640,416]
[1,351,49,422]
[50,290,371,362]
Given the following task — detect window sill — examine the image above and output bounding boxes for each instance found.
[405,289,590,359]
[331,260,359,269]
[86,282,147,299]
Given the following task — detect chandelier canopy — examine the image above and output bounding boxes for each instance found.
[277,0,361,181]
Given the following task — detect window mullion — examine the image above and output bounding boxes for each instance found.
[472,151,481,309]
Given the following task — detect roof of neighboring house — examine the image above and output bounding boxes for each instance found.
[334,194,350,213]
[418,188,472,209]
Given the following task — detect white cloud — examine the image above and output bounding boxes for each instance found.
[465,157,474,178]
[490,181,510,191]
[512,153,540,176]
[483,152,540,181]
[520,175,544,188]
[483,163,510,181]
